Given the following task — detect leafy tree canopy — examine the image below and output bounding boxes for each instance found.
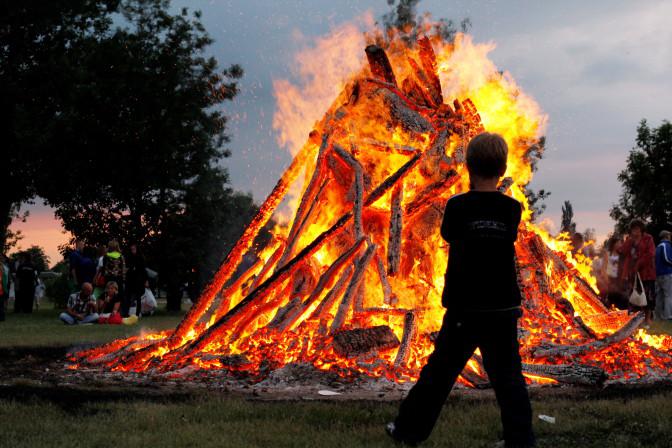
[611,119,672,237]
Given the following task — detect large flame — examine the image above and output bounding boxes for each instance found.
[70,23,672,387]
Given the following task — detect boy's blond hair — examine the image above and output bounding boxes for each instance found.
[466,132,508,178]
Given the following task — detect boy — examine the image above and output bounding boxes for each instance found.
[387,132,535,447]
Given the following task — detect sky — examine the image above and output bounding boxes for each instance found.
[10,0,672,266]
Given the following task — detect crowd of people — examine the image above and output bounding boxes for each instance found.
[588,219,672,326]
[0,251,46,321]
[59,240,157,325]
[0,239,157,324]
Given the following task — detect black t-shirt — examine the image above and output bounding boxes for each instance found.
[441,191,522,312]
[100,293,122,314]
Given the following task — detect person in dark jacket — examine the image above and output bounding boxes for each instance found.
[15,253,38,313]
[123,243,147,317]
[655,230,672,320]
[386,133,535,447]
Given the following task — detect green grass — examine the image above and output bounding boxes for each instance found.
[1,391,672,447]
[0,301,185,348]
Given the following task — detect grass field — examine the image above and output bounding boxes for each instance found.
[1,302,672,448]
[0,302,185,348]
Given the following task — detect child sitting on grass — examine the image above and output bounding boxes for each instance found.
[386,132,535,447]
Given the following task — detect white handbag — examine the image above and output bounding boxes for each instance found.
[629,272,647,307]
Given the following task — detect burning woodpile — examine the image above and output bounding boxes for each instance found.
[70,29,672,388]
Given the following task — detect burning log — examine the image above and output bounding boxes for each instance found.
[312,266,353,325]
[383,90,434,134]
[331,243,377,332]
[271,238,366,332]
[387,184,403,276]
[394,311,417,367]
[417,36,443,105]
[277,135,331,270]
[247,241,287,294]
[419,128,452,182]
[402,77,435,109]
[332,325,400,357]
[358,137,420,156]
[374,252,395,305]
[531,312,645,359]
[333,145,364,238]
[522,363,607,386]
[407,57,440,109]
[365,45,398,86]
[404,169,458,219]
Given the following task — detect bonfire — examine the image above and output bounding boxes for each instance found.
[71,26,672,388]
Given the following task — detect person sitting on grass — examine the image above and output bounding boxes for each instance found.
[96,281,123,324]
[59,282,99,325]
[386,132,535,447]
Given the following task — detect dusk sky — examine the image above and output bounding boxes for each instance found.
[11,0,672,265]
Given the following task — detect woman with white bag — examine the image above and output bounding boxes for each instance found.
[619,220,656,327]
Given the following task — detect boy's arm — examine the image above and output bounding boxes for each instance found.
[440,200,454,242]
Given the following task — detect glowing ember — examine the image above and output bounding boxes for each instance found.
[70,25,672,387]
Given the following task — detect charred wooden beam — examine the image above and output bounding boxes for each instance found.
[357,137,420,156]
[312,266,353,328]
[405,169,458,219]
[277,135,331,270]
[402,77,434,109]
[333,145,364,238]
[522,362,607,386]
[531,312,645,359]
[417,36,443,105]
[365,45,398,86]
[248,241,287,293]
[332,325,400,357]
[382,88,434,134]
[394,311,417,367]
[387,184,403,276]
[331,243,377,332]
[271,238,366,332]
[374,252,394,305]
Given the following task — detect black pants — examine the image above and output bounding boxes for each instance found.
[394,311,535,446]
[15,288,35,313]
[123,289,142,317]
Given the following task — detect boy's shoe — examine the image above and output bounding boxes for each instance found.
[385,422,419,446]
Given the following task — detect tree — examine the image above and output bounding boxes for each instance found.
[611,119,672,236]
[561,200,576,235]
[381,0,471,43]
[0,0,117,250]
[11,245,50,273]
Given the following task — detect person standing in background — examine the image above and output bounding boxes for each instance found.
[100,240,125,313]
[620,220,656,326]
[124,243,147,317]
[15,252,38,313]
[655,230,672,320]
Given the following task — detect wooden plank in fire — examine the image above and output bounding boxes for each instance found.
[522,362,607,386]
[394,311,418,368]
[531,312,645,359]
[332,325,400,357]
[387,183,403,276]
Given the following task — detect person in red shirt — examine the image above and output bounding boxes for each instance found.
[619,219,656,325]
